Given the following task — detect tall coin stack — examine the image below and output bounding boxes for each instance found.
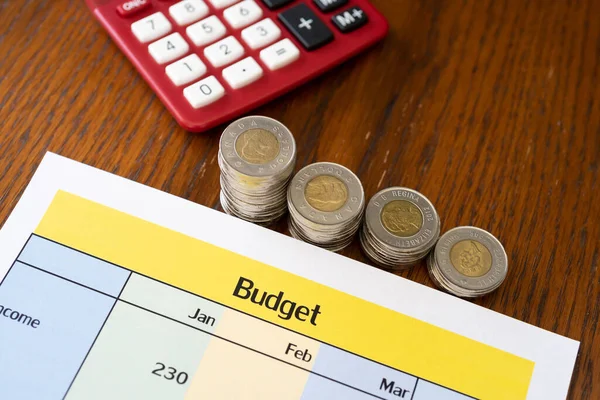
[218,116,296,226]
[360,187,440,270]
[427,226,508,298]
[287,162,365,252]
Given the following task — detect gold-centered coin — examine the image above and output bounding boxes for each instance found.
[305,175,349,212]
[380,200,423,237]
[450,240,493,277]
[235,129,280,164]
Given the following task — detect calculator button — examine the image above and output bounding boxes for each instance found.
[222,57,263,89]
[131,12,172,43]
[261,0,293,10]
[278,4,333,51]
[117,0,151,17]
[332,6,368,33]
[223,0,263,29]
[166,54,207,86]
[148,32,190,64]
[169,0,209,26]
[207,0,239,9]
[241,18,281,50]
[183,76,226,108]
[313,0,347,13]
[204,36,245,67]
[186,16,227,46]
[260,39,300,71]
[259,38,299,70]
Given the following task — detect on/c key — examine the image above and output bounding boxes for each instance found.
[117,0,152,17]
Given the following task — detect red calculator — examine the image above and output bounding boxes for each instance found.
[85,0,388,132]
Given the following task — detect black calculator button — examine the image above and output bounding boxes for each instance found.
[313,0,348,13]
[261,0,294,10]
[279,4,334,51]
[332,6,368,33]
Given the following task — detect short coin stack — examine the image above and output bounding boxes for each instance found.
[360,187,440,270]
[427,226,508,298]
[218,116,296,226]
[288,162,365,252]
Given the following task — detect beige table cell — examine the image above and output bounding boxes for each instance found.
[184,336,310,400]
[214,308,321,369]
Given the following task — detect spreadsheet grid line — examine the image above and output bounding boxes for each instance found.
[0,234,32,287]
[117,270,133,299]
[10,258,390,400]
[116,298,389,400]
[410,379,419,400]
[20,233,478,399]
[60,277,125,399]
[16,261,120,300]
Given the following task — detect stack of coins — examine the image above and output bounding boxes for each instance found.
[287,162,365,252]
[360,187,440,270]
[218,116,296,225]
[427,226,508,298]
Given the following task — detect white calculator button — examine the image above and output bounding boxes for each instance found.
[148,33,190,64]
[183,76,226,108]
[222,57,263,89]
[204,36,245,67]
[131,12,172,43]
[241,18,281,50]
[169,0,209,26]
[166,54,207,86]
[259,38,300,71]
[207,0,239,9]
[223,0,263,29]
[186,16,227,46]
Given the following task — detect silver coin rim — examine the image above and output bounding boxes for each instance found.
[434,226,508,290]
[288,162,365,226]
[365,187,439,250]
[219,116,296,177]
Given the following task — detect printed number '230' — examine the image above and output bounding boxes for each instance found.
[152,362,189,385]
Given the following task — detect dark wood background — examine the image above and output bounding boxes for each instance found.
[1,0,598,397]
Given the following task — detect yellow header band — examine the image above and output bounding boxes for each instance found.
[35,191,534,399]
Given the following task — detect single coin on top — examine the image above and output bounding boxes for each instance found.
[218,116,296,226]
[360,187,440,270]
[287,162,365,252]
[427,226,508,298]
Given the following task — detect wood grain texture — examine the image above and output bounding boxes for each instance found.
[0,0,598,397]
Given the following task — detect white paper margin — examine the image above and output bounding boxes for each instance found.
[0,153,579,399]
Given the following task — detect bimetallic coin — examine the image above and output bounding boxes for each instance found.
[220,116,296,178]
[289,162,364,227]
[287,162,365,252]
[427,226,508,298]
[360,187,440,270]
[365,188,438,250]
[435,226,507,290]
[218,116,296,226]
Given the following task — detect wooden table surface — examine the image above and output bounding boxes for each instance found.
[1,0,599,397]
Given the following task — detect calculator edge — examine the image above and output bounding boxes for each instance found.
[86,0,389,133]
